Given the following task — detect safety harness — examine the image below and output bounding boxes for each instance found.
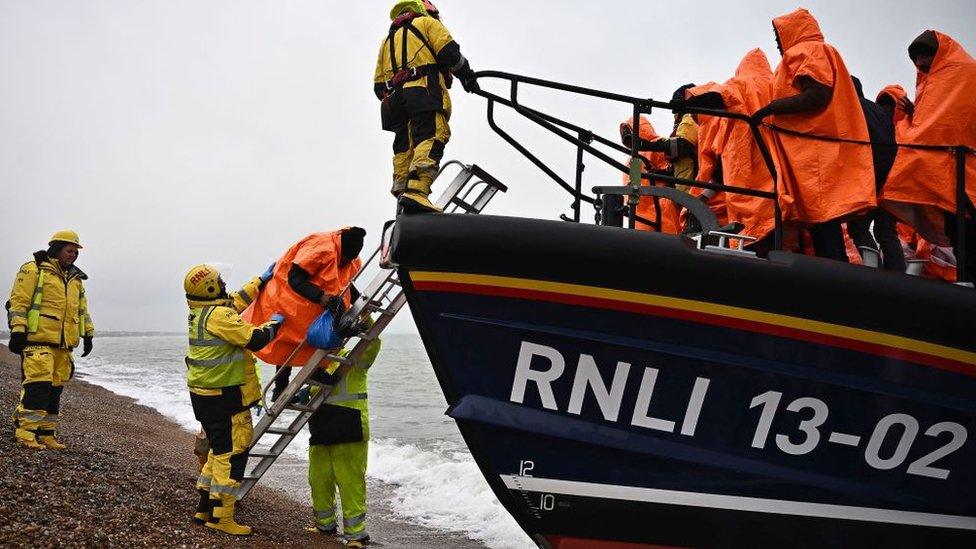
[384,13,445,93]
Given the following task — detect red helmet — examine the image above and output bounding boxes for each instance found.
[422,0,440,17]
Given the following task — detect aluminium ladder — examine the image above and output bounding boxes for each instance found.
[237,162,507,499]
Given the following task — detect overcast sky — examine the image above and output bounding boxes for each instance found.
[2,0,974,333]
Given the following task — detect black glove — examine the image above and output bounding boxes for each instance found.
[324,295,346,317]
[619,124,634,148]
[8,332,27,355]
[81,336,93,357]
[335,318,369,339]
[460,73,480,93]
[455,60,480,93]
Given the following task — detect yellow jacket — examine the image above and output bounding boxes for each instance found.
[8,251,94,348]
[374,13,462,94]
[186,294,262,406]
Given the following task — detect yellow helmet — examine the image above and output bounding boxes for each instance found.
[184,264,225,299]
[49,230,82,248]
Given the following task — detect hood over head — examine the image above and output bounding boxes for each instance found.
[621,115,660,142]
[772,8,824,53]
[922,30,975,75]
[876,83,908,104]
[735,48,772,78]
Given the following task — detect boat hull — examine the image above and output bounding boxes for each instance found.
[389,213,976,548]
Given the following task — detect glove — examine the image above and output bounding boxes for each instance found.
[455,60,480,93]
[81,336,93,357]
[8,332,27,355]
[324,295,346,317]
[269,313,286,325]
[259,262,276,282]
[619,123,634,148]
[460,74,480,93]
[335,318,368,339]
[290,386,311,406]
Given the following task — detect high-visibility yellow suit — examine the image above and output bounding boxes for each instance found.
[184,264,283,536]
[374,0,479,212]
[308,336,382,545]
[8,235,94,450]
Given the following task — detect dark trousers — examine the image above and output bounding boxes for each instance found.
[944,212,976,284]
[846,209,907,272]
[809,220,849,262]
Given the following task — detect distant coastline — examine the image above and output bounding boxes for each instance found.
[0,330,182,338]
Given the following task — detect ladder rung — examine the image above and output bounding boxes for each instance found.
[249,449,279,458]
[389,277,400,286]
[450,198,478,213]
[366,303,394,315]
[325,354,353,365]
[286,403,316,413]
[265,426,300,436]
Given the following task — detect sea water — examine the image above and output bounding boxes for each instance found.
[78,334,533,549]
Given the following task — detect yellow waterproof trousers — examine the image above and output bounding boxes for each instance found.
[391,110,451,200]
[309,441,368,541]
[190,389,252,500]
[15,346,73,439]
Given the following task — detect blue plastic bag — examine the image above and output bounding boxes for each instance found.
[306,310,343,349]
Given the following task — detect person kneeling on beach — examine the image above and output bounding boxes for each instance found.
[307,322,381,547]
[184,264,285,536]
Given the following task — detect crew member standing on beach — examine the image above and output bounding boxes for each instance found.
[307,326,382,547]
[7,230,94,450]
[184,264,285,536]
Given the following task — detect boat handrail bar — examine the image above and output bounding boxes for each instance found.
[471,69,975,284]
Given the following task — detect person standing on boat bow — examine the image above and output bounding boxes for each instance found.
[374,0,480,214]
[752,8,876,262]
[880,30,976,284]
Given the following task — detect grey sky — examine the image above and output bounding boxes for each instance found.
[2,0,974,332]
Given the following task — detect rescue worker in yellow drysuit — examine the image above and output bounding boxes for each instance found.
[374,0,480,213]
[7,230,94,450]
[308,328,382,547]
[184,264,285,536]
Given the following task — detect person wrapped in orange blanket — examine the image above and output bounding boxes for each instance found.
[243,227,366,401]
[753,8,876,262]
[881,30,976,283]
[619,115,680,233]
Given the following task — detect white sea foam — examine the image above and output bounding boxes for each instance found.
[368,438,534,549]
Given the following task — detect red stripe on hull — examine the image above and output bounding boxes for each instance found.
[412,280,975,378]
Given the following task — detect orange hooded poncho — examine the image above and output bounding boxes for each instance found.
[620,115,681,233]
[768,8,876,224]
[685,82,731,228]
[717,48,777,241]
[243,229,362,366]
[881,31,976,245]
[876,84,912,134]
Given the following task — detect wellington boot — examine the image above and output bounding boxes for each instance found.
[397,192,442,214]
[38,435,67,450]
[192,489,212,524]
[206,496,252,536]
[15,429,46,450]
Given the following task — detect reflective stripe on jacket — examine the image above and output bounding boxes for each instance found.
[8,252,94,348]
[186,303,253,390]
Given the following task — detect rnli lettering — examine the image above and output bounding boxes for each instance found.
[510,340,710,436]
